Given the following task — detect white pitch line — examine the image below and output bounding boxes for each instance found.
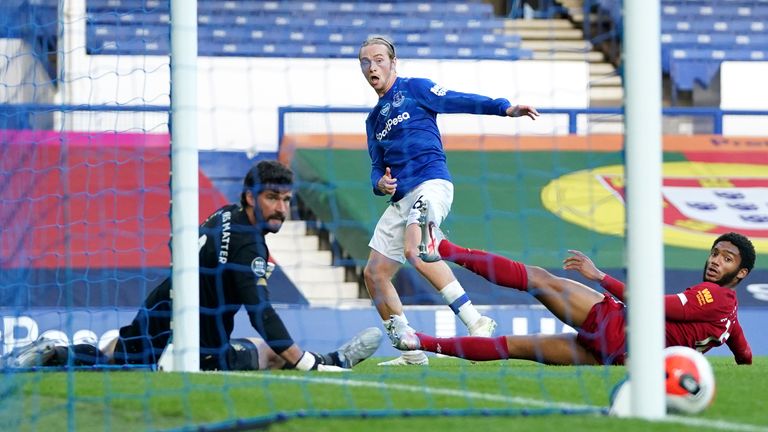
[222,371,602,411]
[218,371,768,431]
[662,416,768,432]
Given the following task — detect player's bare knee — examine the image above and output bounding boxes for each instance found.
[363,262,389,288]
[404,246,422,268]
[363,263,375,285]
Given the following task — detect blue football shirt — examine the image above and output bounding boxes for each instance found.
[366,77,512,202]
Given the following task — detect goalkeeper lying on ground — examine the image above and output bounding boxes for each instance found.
[3,160,381,372]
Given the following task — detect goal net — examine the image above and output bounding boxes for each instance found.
[6,0,766,430]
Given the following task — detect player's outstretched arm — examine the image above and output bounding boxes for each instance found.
[563,250,606,282]
[563,250,626,300]
[506,104,539,120]
[726,321,753,365]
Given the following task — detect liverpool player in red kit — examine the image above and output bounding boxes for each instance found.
[388,217,754,366]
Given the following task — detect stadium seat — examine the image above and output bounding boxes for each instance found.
[661,18,768,34]
[91,37,169,55]
[662,4,768,18]
[396,45,532,60]
[86,0,169,12]
[87,10,170,26]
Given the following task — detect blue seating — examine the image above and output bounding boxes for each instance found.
[87,23,169,40]
[89,37,169,55]
[410,32,522,47]
[595,0,768,91]
[661,0,768,4]
[86,0,169,12]
[184,41,532,60]
[659,11,768,91]
[661,10,768,91]
[394,45,532,60]
[87,0,493,18]
[85,0,519,60]
[662,4,768,17]
[242,28,521,47]
[661,32,768,72]
[662,18,768,33]
[1,0,59,80]
[669,49,768,91]
[87,10,169,26]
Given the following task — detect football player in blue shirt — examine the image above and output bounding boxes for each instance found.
[359,35,539,365]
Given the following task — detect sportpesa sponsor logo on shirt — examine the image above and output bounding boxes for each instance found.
[376,112,411,141]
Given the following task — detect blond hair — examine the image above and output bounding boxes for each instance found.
[359,35,396,59]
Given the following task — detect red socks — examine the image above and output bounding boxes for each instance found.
[438,240,529,291]
[416,333,509,361]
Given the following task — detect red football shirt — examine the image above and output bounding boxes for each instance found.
[600,276,752,364]
[665,282,751,364]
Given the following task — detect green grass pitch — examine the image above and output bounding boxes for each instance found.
[3,357,766,432]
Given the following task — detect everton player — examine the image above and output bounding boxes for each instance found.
[390,223,753,366]
[358,35,539,366]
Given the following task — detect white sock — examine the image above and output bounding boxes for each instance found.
[440,280,482,328]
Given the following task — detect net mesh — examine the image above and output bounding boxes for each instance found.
[8,0,768,430]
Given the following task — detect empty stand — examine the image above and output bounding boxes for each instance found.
[663,13,768,91]
[572,0,768,95]
[85,0,534,60]
[80,0,624,105]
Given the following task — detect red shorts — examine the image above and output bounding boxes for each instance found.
[576,294,627,365]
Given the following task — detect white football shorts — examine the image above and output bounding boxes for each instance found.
[368,179,453,263]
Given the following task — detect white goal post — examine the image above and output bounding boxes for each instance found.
[624,0,666,418]
[170,0,200,373]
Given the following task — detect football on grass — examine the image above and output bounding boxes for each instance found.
[665,345,716,415]
[609,345,716,416]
